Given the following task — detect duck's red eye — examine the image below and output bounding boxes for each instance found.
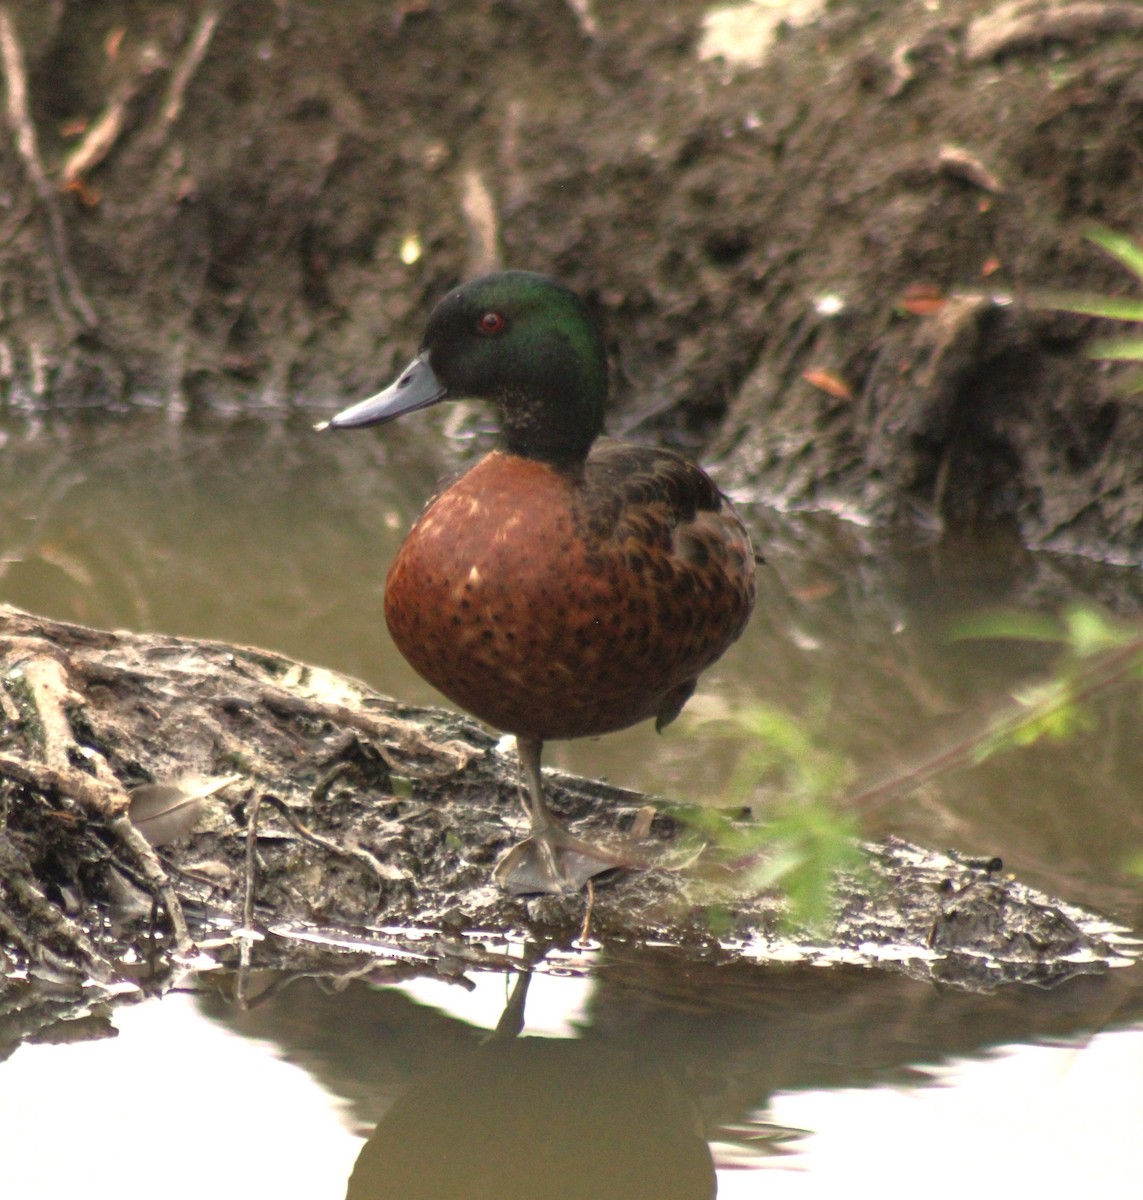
[477,311,506,335]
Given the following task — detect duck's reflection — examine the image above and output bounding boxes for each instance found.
[198,951,1143,1200]
[346,972,714,1199]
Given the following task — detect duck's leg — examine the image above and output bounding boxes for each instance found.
[492,735,625,895]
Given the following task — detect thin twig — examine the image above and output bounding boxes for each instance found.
[0,5,97,330]
[60,89,130,186]
[846,639,1143,813]
[154,4,223,139]
[259,791,408,886]
[240,791,263,955]
[235,789,263,1007]
[578,878,595,944]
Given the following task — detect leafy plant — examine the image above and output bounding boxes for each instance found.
[953,606,1143,882]
[681,699,863,930]
[1036,227,1143,392]
[689,604,1143,921]
[953,605,1141,757]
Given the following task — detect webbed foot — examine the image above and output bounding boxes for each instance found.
[493,826,622,896]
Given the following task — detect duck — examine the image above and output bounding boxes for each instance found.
[322,271,755,895]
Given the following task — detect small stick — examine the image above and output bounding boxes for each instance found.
[106,811,192,953]
[239,792,263,946]
[578,878,595,945]
[259,791,407,886]
[158,4,223,132]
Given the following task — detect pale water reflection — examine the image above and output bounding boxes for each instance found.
[2,976,1142,1198]
[1,993,364,1200]
[760,1027,1143,1193]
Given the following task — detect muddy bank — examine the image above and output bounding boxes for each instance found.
[0,1,1142,556]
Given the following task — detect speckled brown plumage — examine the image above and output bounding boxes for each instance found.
[325,271,757,893]
[385,440,755,741]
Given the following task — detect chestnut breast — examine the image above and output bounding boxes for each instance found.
[384,446,755,741]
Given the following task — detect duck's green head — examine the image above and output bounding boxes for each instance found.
[324,272,609,464]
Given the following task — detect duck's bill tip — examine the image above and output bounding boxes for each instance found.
[322,352,447,431]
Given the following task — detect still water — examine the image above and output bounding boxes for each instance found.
[2,411,1142,1196]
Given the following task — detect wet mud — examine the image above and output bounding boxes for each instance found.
[0,2,1142,556]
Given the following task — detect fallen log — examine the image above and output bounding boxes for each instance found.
[1,603,1138,1008]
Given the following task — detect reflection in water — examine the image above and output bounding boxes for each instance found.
[197,952,1143,1197]
[6,964,1143,1198]
[346,972,715,1200]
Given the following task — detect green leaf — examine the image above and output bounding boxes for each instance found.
[972,677,1090,762]
[1009,680,1093,744]
[1088,335,1143,362]
[1062,605,1135,656]
[1086,227,1143,283]
[950,611,1066,644]
[1035,290,1143,322]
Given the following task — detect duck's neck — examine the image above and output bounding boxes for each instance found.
[500,401,600,465]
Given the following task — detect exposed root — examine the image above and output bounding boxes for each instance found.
[0,831,109,980]
[61,86,132,188]
[259,792,411,887]
[965,1,1143,62]
[62,5,222,186]
[461,167,501,276]
[0,5,97,331]
[2,604,1135,1006]
[0,631,193,962]
[259,686,481,779]
[105,811,191,952]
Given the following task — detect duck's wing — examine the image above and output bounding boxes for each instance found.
[579,439,751,561]
[579,439,757,728]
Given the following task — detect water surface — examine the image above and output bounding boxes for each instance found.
[2,411,1141,1195]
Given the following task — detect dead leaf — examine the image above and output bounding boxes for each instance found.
[129,774,240,846]
[897,284,946,316]
[802,368,852,400]
[61,177,101,207]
